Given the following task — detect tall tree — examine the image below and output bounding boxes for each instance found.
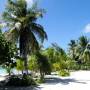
[68,40,77,60]
[77,36,89,62]
[3,0,47,74]
[68,36,90,69]
[79,36,89,49]
[83,43,90,62]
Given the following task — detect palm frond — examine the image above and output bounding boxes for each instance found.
[31,23,48,43]
[79,36,89,48]
[19,28,40,55]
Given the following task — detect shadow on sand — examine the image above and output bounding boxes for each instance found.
[32,76,88,90]
[0,76,87,90]
[45,76,87,85]
[0,86,42,90]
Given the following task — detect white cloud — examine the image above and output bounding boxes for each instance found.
[25,0,34,8]
[84,24,90,33]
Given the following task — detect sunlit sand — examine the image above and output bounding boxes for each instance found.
[35,71,90,90]
[0,76,6,81]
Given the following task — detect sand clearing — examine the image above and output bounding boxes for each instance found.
[0,71,90,90]
[35,71,90,90]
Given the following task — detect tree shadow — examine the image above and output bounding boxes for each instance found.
[0,86,42,90]
[0,76,88,90]
[32,76,88,90]
[45,77,87,85]
[33,86,43,90]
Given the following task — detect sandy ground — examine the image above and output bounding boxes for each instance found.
[34,71,90,90]
[0,71,90,90]
[0,76,6,81]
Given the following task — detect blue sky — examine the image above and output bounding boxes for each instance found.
[0,0,90,50]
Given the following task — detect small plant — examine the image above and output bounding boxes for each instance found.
[58,70,70,77]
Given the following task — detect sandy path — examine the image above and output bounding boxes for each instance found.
[34,71,90,90]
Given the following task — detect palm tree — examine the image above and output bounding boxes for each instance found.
[36,52,51,80]
[2,0,47,74]
[79,36,89,49]
[68,40,77,60]
[77,36,89,61]
[69,36,90,69]
[83,43,90,62]
[44,43,67,71]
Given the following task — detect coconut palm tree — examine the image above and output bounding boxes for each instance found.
[77,36,89,62]
[68,40,77,60]
[68,36,90,69]
[2,0,47,74]
[83,43,90,62]
[79,36,89,49]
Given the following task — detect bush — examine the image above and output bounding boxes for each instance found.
[4,74,36,87]
[58,70,70,77]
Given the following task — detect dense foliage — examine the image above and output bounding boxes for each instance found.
[3,0,47,74]
[0,29,17,75]
[0,29,15,64]
[68,36,90,70]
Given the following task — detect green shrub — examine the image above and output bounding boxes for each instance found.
[58,70,70,77]
[4,74,36,86]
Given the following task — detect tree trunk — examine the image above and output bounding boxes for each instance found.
[23,54,28,75]
[40,69,44,81]
[22,70,24,74]
[9,72,11,76]
[19,30,28,75]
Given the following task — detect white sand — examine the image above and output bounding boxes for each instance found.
[35,71,90,90]
[0,76,6,81]
[0,71,90,90]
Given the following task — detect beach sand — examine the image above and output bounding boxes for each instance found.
[0,76,6,81]
[0,71,90,90]
[35,71,90,90]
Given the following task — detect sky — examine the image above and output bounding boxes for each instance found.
[0,0,90,51]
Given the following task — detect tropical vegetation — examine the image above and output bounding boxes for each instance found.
[0,0,90,87]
